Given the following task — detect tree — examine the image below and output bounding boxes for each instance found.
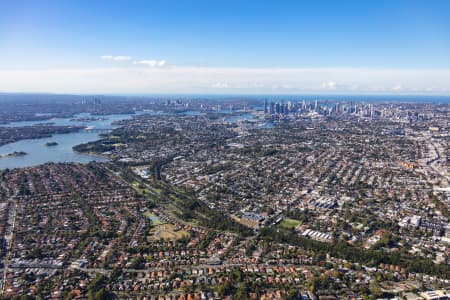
[94,288,113,300]
[87,275,111,300]
[235,282,250,300]
[369,282,383,298]
[216,281,234,297]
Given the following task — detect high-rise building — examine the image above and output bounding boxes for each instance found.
[287,101,293,112]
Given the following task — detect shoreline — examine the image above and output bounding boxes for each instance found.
[71,148,110,161]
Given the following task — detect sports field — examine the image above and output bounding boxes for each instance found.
[143,211,164,225]
[279,218,302,229]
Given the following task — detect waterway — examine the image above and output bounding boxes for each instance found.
[225,113,257,123]
[0,113,139,169]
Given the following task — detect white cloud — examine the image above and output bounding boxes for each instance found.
[133,59,166,67]
[101,55,132,61]
[253,83,265,88]
[210,82,265,89]
[101,56,167,67]
[321,81,337,90]
[211,82,229,88]
[391,84,402,91]
[272,84,294,90]
[0,66,449,94]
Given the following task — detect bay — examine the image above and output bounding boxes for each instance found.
[0,113,138,169]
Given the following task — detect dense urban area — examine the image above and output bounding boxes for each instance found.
[0,95,448,300]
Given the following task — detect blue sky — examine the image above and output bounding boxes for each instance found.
[1,0,450,94]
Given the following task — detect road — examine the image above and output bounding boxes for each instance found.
[0,201,17,294]
[69,262,310,276]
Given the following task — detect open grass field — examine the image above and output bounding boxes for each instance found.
[279,217,302,229]
[150,224,190,241]
[132,181,140,188]
[231,215,260,229]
